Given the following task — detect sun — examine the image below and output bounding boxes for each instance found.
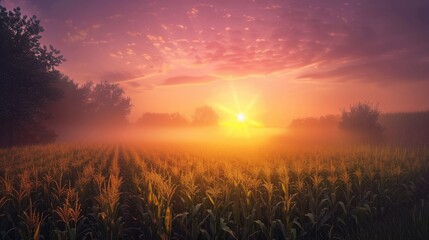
[236,112,246,122]
[211,84,264,139]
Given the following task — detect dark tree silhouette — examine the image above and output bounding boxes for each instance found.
[0,6,64,147]
[44,74,91,127]
[45,76,133,130]
[192,105,218,126]
[87,81,132,125]
[339,102,383,143]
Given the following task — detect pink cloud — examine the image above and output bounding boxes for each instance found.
[159,75,218,86]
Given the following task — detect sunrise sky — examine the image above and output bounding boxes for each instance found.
[4,0,429,126]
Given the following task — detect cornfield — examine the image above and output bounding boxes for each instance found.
[0,144,428,239]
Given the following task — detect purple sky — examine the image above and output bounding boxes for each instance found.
[4,0,429,125]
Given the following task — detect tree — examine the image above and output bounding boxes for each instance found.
[339,102,383,142]
[44,78,132,132]
[0,5,64,147]
[44,73,91,127]
[192,105,218,126]
[87,81,132,125]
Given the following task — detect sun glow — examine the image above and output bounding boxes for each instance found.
[212,85,265,139]
[236,112,246,122]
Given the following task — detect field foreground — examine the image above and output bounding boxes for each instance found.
[1,144,429,240]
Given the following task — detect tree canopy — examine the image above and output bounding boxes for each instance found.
[339,102,383,142]
[87,81,132,125]
[0,6,64,147]
[45,79,132,129]
[192,106,218,126]
[44,73,91,127]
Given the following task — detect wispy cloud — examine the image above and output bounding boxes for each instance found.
[159,75,218,87]
[63,24,102,43]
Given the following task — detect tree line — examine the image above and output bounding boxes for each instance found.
[288,103,429,145]
[0,6,131,147]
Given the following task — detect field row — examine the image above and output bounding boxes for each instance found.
[1,144,429,239]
